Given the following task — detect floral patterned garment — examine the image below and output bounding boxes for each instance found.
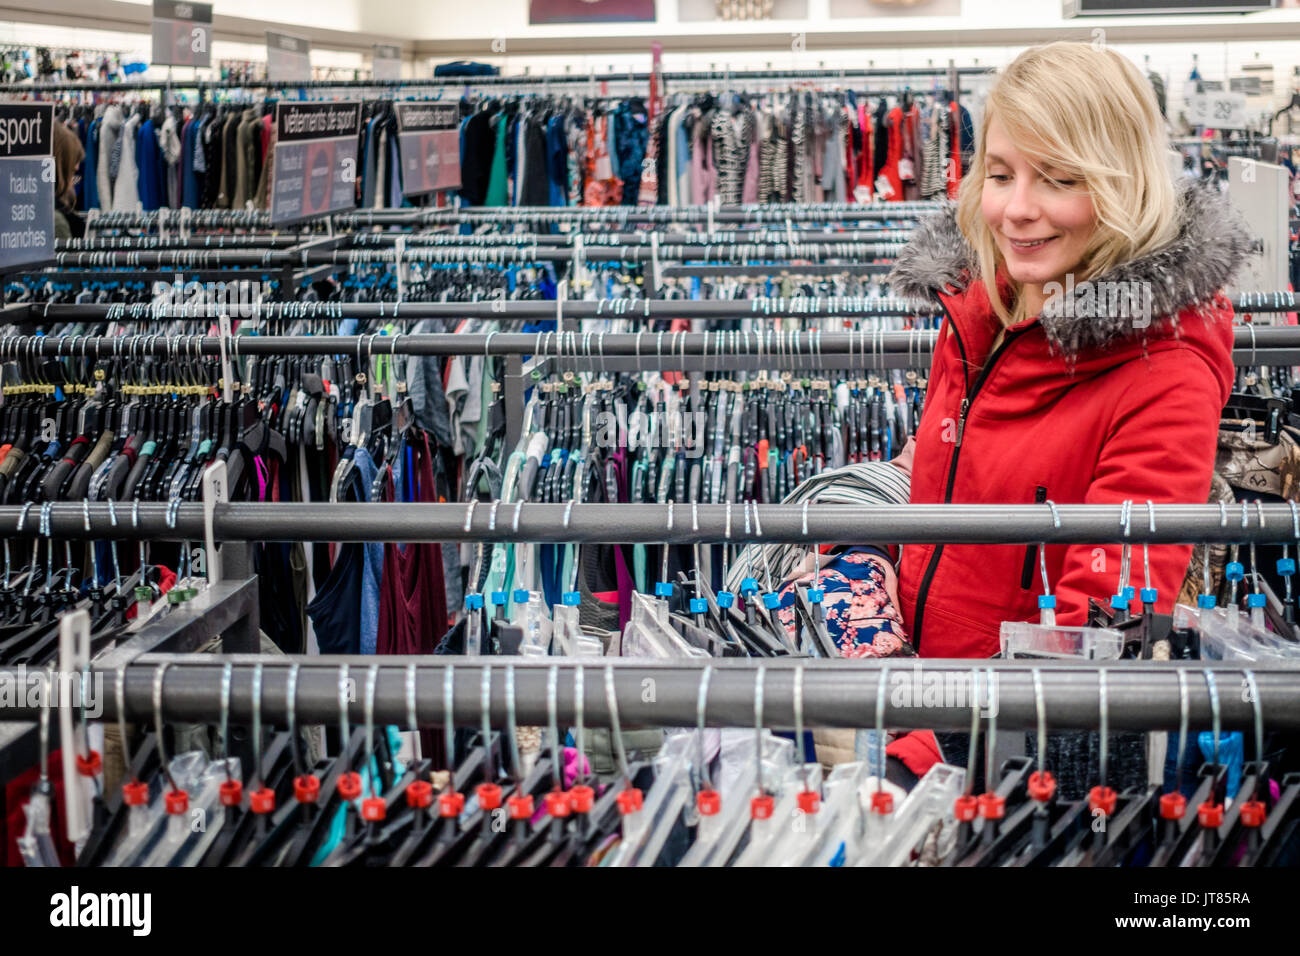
[773,547,914,658]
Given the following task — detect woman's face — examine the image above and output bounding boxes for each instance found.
[981,116,1097,300]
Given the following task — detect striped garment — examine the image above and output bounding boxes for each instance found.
[921,103,949,200]
[724,459,911,597]
[710,109,743,206]
[791,100,809,204]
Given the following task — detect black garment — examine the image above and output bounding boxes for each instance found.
[202,116,223,209]
[221,112,240,208]
[305,539,362,654]
[520,115,551,206]
[256,540,302,653]
[459,108,497,205]
[934,729,1147,801]
[434,618,465,655]
[1025,731,1148,801]
[873,100,889,180]
[56,201,85,239]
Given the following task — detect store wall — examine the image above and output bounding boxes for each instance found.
[0,0,1297,116]
[371,0,1300,41]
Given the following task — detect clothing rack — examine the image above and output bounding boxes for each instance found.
[660,263,895,278]
[0,656,1293,733]
[14,296,1300,326]
[37,243,907,270]
[0,575,261,779]
[83,202,945,233]
[56,231,915,252]
[6,501,1300,545]
[56,235,305,251]
[0,64,987,96]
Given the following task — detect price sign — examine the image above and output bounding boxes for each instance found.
[266,30,312,83]
[373,44,401,82]
[0,104,55,273]
[396,102,461,196]
[151,1,212,68]
[269,102,360,225]
[1189,91,1248,130]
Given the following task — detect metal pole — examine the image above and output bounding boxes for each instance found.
[4,502,1300,544]
[6,658,1295,732]
[7,327,1300,359]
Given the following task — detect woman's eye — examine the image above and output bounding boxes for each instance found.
[986,174,1010,183]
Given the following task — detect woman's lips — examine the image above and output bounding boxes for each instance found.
[1007,236,1058,253]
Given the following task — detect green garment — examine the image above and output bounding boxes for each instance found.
[485,113,509,207]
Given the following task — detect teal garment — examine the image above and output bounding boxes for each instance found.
[485,113,509,207]
[310,727,407,866]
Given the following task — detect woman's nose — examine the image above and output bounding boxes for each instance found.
[1004,179,1040,223]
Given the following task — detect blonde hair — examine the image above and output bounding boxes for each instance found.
[957,42,1178,328]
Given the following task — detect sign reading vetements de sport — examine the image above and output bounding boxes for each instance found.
[396,103,461,196]
[270,102,360,225]
[266,30,311,83]
[151,1,212,68]
[0,104,55,273]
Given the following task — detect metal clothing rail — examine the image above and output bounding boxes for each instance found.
[44,243,908,269]
[56,235,304,252]
[5,501,1300,545]
[0,64,988,96]
[4,325,1299,360]
[19,300,942,322]
[84,202,945,232]
[21,299,1300,325]
[56,230,915,251]
[2,657,1293,733]
[363,229,916,247]
[0,576,261,780]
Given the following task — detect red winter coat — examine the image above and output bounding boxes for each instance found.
[886,178,1254,660]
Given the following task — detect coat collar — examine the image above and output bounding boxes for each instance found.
[888,178,1254,356]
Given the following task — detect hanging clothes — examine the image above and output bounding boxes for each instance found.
[376,433,449,655]
[485,108,510,206]
[854,100,873,202]
[160,110,182,209]
[112,109,140,212]
[583,111,623,206]
[948,99,962,199]
[879,103,904,203]
[95,104,122,212]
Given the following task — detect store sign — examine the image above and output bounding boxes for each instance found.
[151,1,212,68]
[1188,91,1248,129]
[269,102,360,225]
[0,104,55,273]
[396,103,461,196]
[1064,0,1274,14]
[266,30,312,84]
[373,44,402,82]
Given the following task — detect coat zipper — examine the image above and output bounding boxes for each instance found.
[1020,485,1049,589]
[910,315,1031,652]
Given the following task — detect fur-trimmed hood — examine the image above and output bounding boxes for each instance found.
[887,178,1255,356]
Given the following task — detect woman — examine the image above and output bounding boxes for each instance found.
[888,41,1253,664]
